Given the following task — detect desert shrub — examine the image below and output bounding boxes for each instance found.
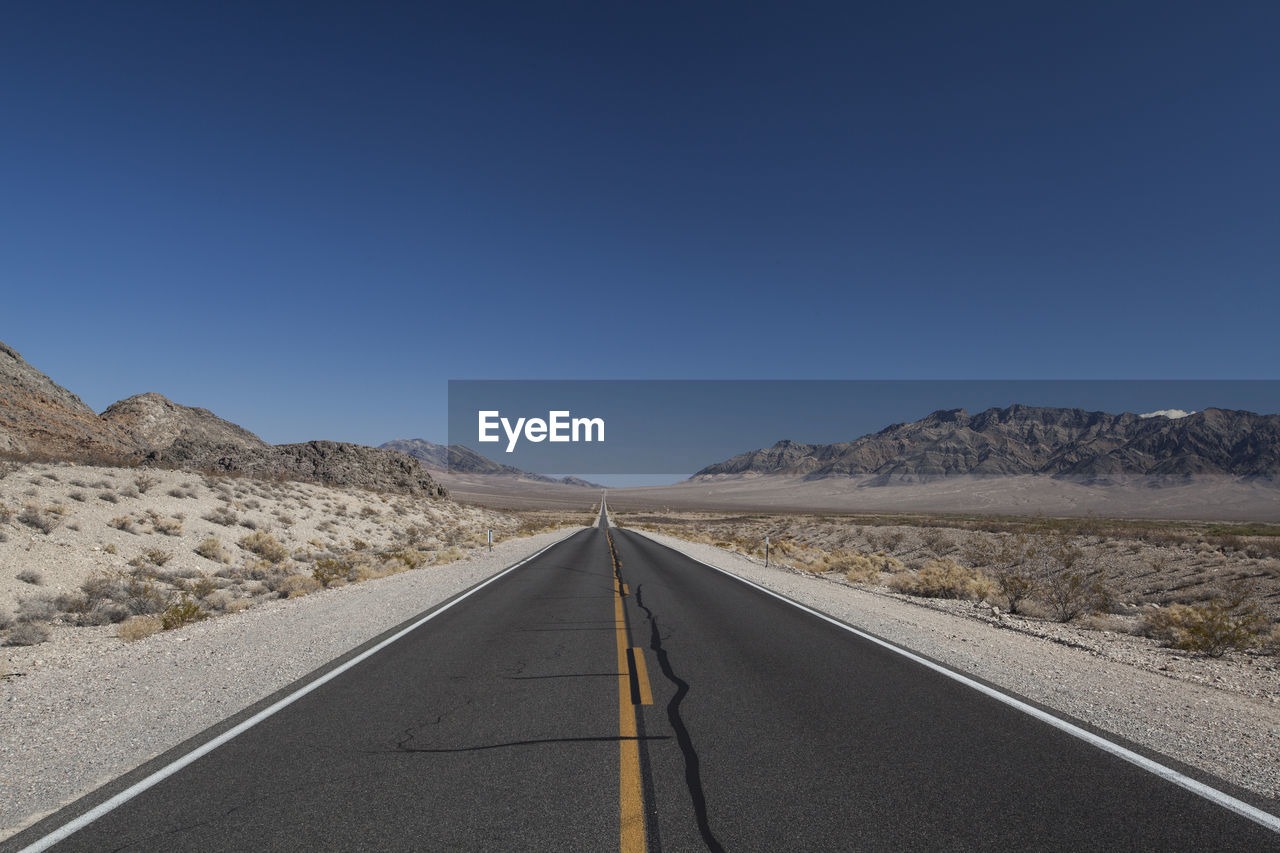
[203,506,238,526]
[195,536,231,563]
[118,615,163,642]
[391,549,429,570]
[202,589,236,611]
[154,517,183,536]
[69,490,86,502]
[1141,587,1269,656]
[103,543,118,554]
[278,574,322,597]
[6,622,50,646]
[1038,537,1109,621]
[109,516,136,533]
[16,594,57,623]
[888,559,992,600]
[161,594,208,630]
[139,548,173,567]
[992,568,1038,614]
[123,576,168,615]
[920,528,951,556]
[0,608,11,630]
[434,545,466,564]
[82,571,125,605]
[312,556,350,587]
[98,490,119,503]
[78,602,130,626]
[134,473,158,494]
[239,530,289,563]
[824,550,902,583]
[351,538,370,551]
[16,569,43,585]
[18,504,62,534]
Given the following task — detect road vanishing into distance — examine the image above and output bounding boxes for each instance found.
[10,501,1279,852]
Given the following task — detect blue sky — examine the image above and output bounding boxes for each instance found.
[3,2,1278,450]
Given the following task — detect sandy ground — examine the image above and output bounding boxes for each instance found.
[0,526,583,841]
[596,474,1280,521]
[631,528,1280,807]
[0,461,554,663]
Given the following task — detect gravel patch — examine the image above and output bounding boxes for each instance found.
[0,527,581,841]
[635,529,1280,806]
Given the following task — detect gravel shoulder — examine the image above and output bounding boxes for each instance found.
[0,527,582,841]
[633,529,1280,807]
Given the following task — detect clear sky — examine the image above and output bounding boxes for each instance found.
[3,2,1277,449]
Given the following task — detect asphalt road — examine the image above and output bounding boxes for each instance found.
[11,504,1279,851]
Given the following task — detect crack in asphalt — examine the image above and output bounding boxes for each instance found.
[634,583,725,853]
[386,734,670,754]
[103,805,244,852]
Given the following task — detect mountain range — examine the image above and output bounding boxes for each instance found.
[693,404,1280,483]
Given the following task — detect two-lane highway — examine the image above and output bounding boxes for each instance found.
[9,501,1278,851]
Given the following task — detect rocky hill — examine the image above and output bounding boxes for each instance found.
[0,340,446,497]
[694,405,1280,483]
[381,438,602,488]
[0,342,137,460]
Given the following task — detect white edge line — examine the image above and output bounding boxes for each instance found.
[17,530,581,853]
[628,529,1280,836]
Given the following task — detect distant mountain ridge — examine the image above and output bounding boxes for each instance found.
[380,438,603,488]
[693,404,1280,483]
[0,341,446,496]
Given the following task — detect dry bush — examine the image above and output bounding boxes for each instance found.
[161,594,208,630]
[920,528,951,556]
[103,543,118,554]
[134,473,158,494]
[203,507,238,526]
[18,504,62,534]
[123,576,168,615]
[312,556,349,587]
[109,516,136,533]
[6,622,50,646]
[239,530,289,563]
[98,490,119,504]
[824,550,902,583]
[391,549,429,570]
[195,536,231,563]
[434,545,466,564]
[154,517,183,536]
[278,574,322,597]
[118,615,163,642]
[1141,585,1269,656]
[888,559,992,600]
[16,594,57,623]
[17,569,43,585]
[1041,570,1112,622]
[0,608,12,630]
[69,490,86,502]
[139,548,173,567]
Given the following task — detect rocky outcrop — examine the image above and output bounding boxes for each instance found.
[0,341,138,460]
[102,392,271,455]
[0,340,446,497]
[694,405,1280,483]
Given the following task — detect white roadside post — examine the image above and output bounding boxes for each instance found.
[487,529,492,552]
[765,535,770,568]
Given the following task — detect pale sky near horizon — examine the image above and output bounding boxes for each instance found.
[3,2,1277,456]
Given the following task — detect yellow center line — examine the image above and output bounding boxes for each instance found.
[611,532,647,853]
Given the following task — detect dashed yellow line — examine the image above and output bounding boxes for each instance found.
[609,529,647,853]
